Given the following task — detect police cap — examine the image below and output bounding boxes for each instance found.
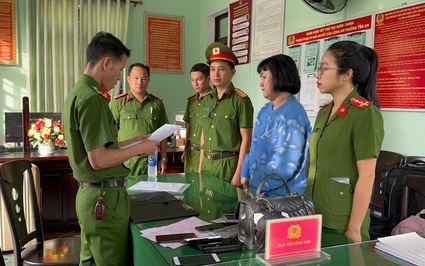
[205,42,238,66]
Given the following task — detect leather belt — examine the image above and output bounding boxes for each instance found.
[190,145,201,151]
[79,179,127,188]
[205,151,239,160]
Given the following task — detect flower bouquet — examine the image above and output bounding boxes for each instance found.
[27,118,65,149]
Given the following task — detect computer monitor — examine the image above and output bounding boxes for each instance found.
[5,112,62,144]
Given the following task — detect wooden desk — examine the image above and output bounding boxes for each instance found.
[0,147,183,232]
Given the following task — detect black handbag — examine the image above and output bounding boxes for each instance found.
[237,173,315,252]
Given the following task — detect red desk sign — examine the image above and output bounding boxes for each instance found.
[265,214,322,260]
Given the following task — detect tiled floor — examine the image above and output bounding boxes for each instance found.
[1,230,80,266]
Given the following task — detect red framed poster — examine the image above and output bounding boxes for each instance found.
[0,0,18,65]
[229,0,252,65]
[145,13,183,73]
[374,3,425,110]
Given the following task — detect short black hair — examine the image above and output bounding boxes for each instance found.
[86,31,131,66]
[257,54,300,94]
[190,63,210,78]
[128,63,150,77]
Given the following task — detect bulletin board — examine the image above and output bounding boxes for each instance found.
[286,16,373,117]
[145,13,184,73]
[286,2,425,115]
[0,0,18,65]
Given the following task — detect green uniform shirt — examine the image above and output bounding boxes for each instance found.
[62,74,129,182]
[307,90,384,230]
[201,83,254,153]
[109,91,169,175]
[200,83,253,182]
[183,88,212,146]
[183,89,212,173]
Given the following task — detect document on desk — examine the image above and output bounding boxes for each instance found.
[375,232,425,265]
[120,124,182,149]
[128,181,190,194]
[140,217,216,249]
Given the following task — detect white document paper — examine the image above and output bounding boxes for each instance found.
[376,232,425,265]
[120,124,181,149]
[128,181,190,194]
[148,124,181,142]
[140,216,216,249]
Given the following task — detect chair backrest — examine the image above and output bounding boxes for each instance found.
[401,175,425,220]
[370,150,404,217]
[0,159,44,265]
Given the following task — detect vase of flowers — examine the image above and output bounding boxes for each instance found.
[27,118,65,155]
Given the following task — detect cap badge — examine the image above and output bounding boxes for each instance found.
[212,47,220,55]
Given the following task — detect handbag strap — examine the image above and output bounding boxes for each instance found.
[256,173,291,196]
[256,194,313,215]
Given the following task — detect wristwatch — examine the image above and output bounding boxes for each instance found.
[161,157,168,162]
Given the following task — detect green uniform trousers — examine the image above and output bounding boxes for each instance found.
[76,186,130,266]
[201,156,238,183]
[184,149,200,173]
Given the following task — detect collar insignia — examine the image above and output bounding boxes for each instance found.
[337,103,348,117]
[100,87,111,102]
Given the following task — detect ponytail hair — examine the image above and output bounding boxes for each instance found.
[328,41,380,108]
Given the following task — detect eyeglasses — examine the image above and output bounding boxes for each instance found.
[317,65,347,75]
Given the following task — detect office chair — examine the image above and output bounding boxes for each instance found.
[0,159,80,266]
[401,175,425,221]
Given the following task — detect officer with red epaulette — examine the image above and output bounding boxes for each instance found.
[110,63,169,176]
[307,41,384,247]
[200,42,254,187]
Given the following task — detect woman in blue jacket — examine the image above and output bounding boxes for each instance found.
[241,54,311,197]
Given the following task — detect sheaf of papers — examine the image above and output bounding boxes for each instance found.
[128,181,190,194]
[375,232,425,265]
[120,124,181,149]
[140,217,216,249]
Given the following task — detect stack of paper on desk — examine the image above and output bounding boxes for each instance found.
[140,217,215,249]
[128,181,189,194]
[375,232,425,265]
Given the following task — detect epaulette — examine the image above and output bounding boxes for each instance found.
[203,90,213,97]
[320,101,331,108]
[187,93,196,99]
[149,93,163,101]
[350,97,371,109]
[114,92,128,99]
[234,88,248,98]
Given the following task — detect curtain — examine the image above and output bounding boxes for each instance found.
[27,0,130,112]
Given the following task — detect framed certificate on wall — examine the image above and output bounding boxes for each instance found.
[0,0,18,65]
[145,12,184,73]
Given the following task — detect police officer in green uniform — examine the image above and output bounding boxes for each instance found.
[201,42,254,186]
[62,32,158,265]
[182,63,212,173]
[110,63,169,176]
[306,41,384,247]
